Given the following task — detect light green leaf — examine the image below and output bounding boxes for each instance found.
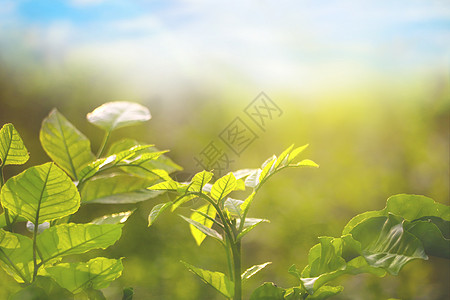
[245,169,262,188]
[350,214,428,275]
[240,191,256,216]
[1,163,80,223]
[0,229,34,283]
[237,218,269,240]
[188,171,213,193]
[107,139,182,173]
[274,144,294,169]
[0,123,29,166]
[287,144,309,164]
[291,159,319,168]
[0,212,26,228]
[9,276,74,300]
[148,180,180,191]
[242,262,271,282]
[148,202,172,226]
[210,173,237,202]
[305,285,344,300]
[91,210,134,225]
[80,174,163,204]
[259,156,277,183]
[232,169,257,180]
[87,101,151,132]
[45,257,123,294]
[181,261,234,298]
[171,194,198,211]
[40,109,95,181]
[37,223,123,264]
[249,282,285,300]
[180,212,223,246]
[224,198,243,219]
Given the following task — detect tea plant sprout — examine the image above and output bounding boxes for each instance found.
[148,144,319,300]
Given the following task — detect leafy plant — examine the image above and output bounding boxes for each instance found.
[0,101,180,299]
[250,194,449,299]
[148,144,319,300]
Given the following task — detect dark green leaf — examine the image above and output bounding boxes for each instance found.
[249,282,285,300]
[405,220,450,259]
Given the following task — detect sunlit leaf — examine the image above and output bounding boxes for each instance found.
[0,123,29,166]
[45,257,123,294]
[182,205,221,245]
[245,169,262,188]
[306,285,344,300]
[40,109,95,181]
[148,202,172,226]
[91,210,134,225]
[9,276,73,300]
[188,171,213,193]
[37,223,123,264]
[224,198,243,219]
[1,163,80,223]
[405,220,450,259]
[241,262,271,282]
[210,173,237,202]
[87,101,151,132]
[237,218,269,240]
[287,144,309,164]
[181,261,234,298]
[0,229,33,283]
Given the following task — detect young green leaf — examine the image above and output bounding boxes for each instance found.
[9,276,74,300]
[80,174,163,204]
[405,220,450,259]
[91,210,134,225]
[245,169,262,188]
[181,261,234,298]
[210,173,237,202]
[87,101,151,133]
[40,109,95,181]
[224,198,244,219]
[0,123,29,167]
[36,224,123,264]
[181,210,222,245]
[241,262,271,282]
[45,257,123,294]
[274,144,294,169]
[305,285,344,300]
[148,179,180,191]
[236,218,269,240]
[148,202,173,226]
[0,229,34,283]
[287,144,309,164]
[188,170,214,193]
[1,163,80,223]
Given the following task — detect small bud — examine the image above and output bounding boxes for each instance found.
[26,221,50,234]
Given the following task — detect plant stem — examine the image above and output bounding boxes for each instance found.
[224,237,234,280]
[96,131,111,158]
[0,167,12,231]
[232,240,242,300]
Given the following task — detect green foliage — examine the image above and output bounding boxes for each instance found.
[148,144,318,299]
[251,194,449,299]
[0,101,180,299]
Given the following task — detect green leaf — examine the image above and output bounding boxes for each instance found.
[37,223,123,264]
[249,282,285,300]
[1,163,80,223]
[80,174,163,204]
[91,210,134,225]
[405,220,450,259]
[87,101,151,133]
[181,261,234,298]
[9,276,74,300]
[242,262,271,282]
[148,202,172,226]
[232,169,257,180]
[350,214,428,275]
[210,173,237,202]
[107,139,182,174]
[45,257,123,294]
[343,194,450,234]
[240,191,256,214]
[305,285,344,300]
[122,287,134,300]
[188,170,213,193]
[181,205,221,245]
[0,123,29,166]
[259,156,277,183]
[291,159,319,168]
[224,198,243,219]
[171,194,198,211]
[0,212,26,228]
[40,109,95,181]
[273,144,294,169]
[147,180,180,191]
[245,169,262,188]
[287,144,309,164]
[237,218,269,240]
[0,229,34,283]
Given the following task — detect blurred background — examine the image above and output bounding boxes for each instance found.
[0,0,449,299]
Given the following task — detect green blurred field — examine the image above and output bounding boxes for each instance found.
[0,56,449,299]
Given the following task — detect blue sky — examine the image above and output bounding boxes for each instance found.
[0,0,449,95]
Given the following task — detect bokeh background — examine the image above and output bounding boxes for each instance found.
[0,0,449,299]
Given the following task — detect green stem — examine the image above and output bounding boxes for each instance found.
[0,167,12,232]
[96,131,111,158]
[224,237,234,280]
[231,240,242,300]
